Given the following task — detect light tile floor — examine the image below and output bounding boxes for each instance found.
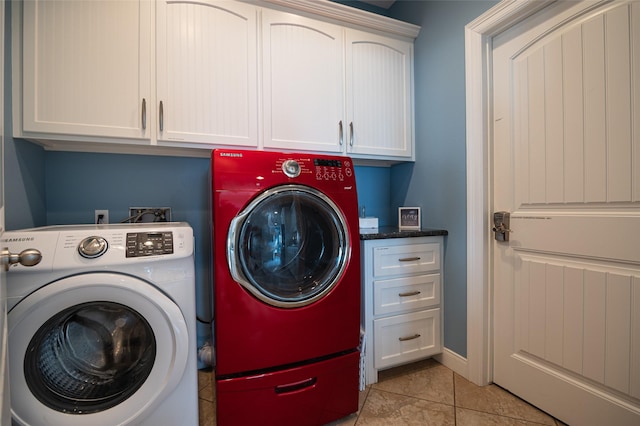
[197,358,567,425]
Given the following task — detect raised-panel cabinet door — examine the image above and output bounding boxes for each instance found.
[21,0,152,139]
[262,9,345,153]
[346,30,413,159]
[156,0,258,147]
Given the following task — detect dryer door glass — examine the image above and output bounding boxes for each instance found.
[229,185,349,308]
[23,302,156,414]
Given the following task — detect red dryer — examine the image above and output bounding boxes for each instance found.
[211,149,361,425]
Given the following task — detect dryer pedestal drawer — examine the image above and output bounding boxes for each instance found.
[373,308,441,369]
[216,351,359,426]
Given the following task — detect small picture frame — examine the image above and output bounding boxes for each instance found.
[398,207,421,230]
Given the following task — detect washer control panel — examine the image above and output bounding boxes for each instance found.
[126,231,174,257]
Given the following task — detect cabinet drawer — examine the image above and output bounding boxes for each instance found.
[373,309,441,370]
[373,243,440,277]
[374,274,440,316]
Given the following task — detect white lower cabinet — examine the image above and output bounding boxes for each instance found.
[362,236,443,385]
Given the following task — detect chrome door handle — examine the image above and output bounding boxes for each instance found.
[159,100,164,132]
[339,120,344,146]
[1,248,43,271]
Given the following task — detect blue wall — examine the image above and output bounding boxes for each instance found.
[5,141,392,350]
[43,152,213,325]
[4,1,47,229]
[388,1,497,357]
[4,0,499,361]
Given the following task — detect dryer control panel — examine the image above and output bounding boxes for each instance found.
[126,231,174,257]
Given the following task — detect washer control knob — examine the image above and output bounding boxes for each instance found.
[282,159,301,178]
[78,236,109,258]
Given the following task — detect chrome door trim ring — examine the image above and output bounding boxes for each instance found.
[227,184,350,308]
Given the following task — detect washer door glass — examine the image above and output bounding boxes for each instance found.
[24,302,155,414]
[9,273,189,425]
[228,184,350,308]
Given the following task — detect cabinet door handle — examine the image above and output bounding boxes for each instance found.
[159,100,164,132]
[349,122,354,146]
[339,120,344,145]
[398,291,421,297]
[141,98,147,130]
[398,257,421,262]
[399,334,421,342]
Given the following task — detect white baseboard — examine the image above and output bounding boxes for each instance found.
[434,348,468,379]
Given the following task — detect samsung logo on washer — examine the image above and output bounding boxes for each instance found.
[220,152,243,157]
[2,237,35,242]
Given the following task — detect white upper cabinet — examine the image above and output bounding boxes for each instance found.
[263,11,414,160]
[262,9,345,153]
[156,0,258,147]
[14,0,418,161]
[21,0,152,140]
[346,30,414,160]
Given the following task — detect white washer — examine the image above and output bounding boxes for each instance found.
[1,223,198,426]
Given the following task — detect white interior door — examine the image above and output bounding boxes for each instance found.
[493,1,640,425]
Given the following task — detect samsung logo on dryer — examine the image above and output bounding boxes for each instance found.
[220,152,243,158]
[2,237,35,242]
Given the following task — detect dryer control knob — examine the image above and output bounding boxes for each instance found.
[78,236,109,258]
[282,159,301,178]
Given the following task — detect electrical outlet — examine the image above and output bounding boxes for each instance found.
[95,209,109,224]
[128,207,172,223]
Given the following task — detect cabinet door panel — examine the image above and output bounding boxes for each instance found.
[156,0,258,146]
[262,10,344,153]
[346,30,413,159]
[22,0,151,139]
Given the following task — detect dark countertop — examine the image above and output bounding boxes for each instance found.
[359,226,448,240]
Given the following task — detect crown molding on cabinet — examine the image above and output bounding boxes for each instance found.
[258,0,421,39]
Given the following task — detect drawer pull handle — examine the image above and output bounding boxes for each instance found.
[399,334,421,342]
[274,377,317,394]
[399,257,421,262]
[398,291,421,297]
